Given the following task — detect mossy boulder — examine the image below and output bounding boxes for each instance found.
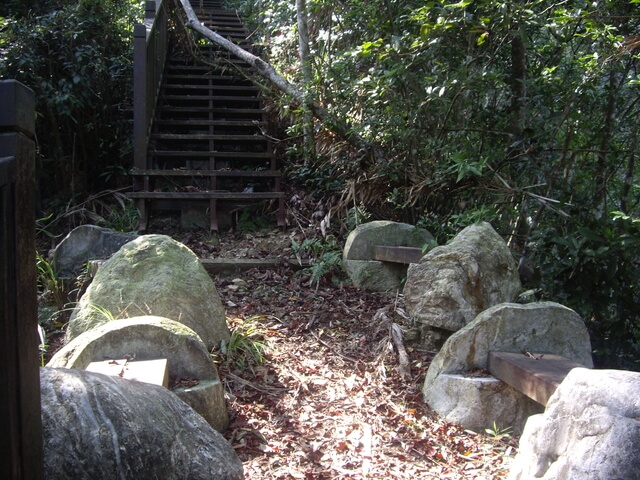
[49,315,228,431]
[65,235,229,349]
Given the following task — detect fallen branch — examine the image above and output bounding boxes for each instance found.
[176,0,379,158]
[390,323,411,380]
[223,371,286,395]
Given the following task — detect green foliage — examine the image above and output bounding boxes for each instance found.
[286,160,345,198]
[36,251,66,311]
[37,323,48,367]
[346,205,371,231]
[36,189,139,235]
[85,303,116,322]
[219,315,269,369]
[0,0,142,200]
[485,421,512,441]
[103,203,139,233]
[530,211,640,369]
[416,206,500,245]
[237,209,270,233]
[308,250,342,288]
[292,235,345,289]
[236,0,639,227]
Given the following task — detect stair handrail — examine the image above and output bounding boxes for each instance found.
[133,0,169,171]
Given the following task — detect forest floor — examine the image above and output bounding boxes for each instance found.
[40,218,518,479]
[175,226,518,479]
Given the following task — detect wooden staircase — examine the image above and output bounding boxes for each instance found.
[130,0,285,232]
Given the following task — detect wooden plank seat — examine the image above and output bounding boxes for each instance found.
[371,246,423,264]
[487,351,589,406]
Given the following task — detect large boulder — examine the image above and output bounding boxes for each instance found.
[509,368,640,480]
[404,222,521,333]
[343,221,433,261]
[48,315,228,431]
[423,302,593,435]
[425,373,540,435]
[41,367,243,480]
[52,224,137,279]
[342,260,407,293]
[65,234,229,350]
[342,221,433,292]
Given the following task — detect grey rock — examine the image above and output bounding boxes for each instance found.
[404,222,521,332]
[40,367,243,480]
[343,220,433,261]
[426,373,541,435]
[52,225,137,279]
[65,234,230,350]
[342,221,433,292]
[48,315,228,431]
[423,302,593,435]
[342,259,407,292]
[509,368,640,480]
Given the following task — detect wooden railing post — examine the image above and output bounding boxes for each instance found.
[0,80,43,479]
[134,1,162,171]
[133,21,149,171]
[132,0,169,231]
[146,0,157,19]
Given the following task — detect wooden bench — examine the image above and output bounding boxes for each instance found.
[487,351,588,406]
[371,246,423,264]
[86,358,169,388]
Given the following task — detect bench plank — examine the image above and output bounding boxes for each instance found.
[487,351,587,406]
[86,358,169,388]
[372,246,423,264]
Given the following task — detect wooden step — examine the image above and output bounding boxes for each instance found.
[160,95,262,102]
[129,191,284,200]
[156,106,265,115]
[132,169,280,178]
[148,150,272,159]
[153,128,266,137]
[163,63,238,72]
[170,56,249,65]
[163,73,245,81]
[154,119,266,127]
[162,84,260,92]
[163,66,250,76]
[150,134,267,141]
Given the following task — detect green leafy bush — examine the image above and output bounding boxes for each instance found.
[218,315,270,369]
[292,235,346,289]
[0,0,142,200]
[530,211,640,369]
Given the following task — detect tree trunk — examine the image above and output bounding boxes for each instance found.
[593,71,617,218]
[510,27,526,138]
[296,0,315,162]
[620,129,637,214]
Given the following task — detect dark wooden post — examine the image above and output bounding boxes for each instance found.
[132,0,168,232]
[0,80,44,479]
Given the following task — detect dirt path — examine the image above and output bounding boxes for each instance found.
[41,226,518,478]
[203,229,517,479]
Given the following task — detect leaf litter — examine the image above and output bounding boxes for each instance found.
[40,224,519,478]
[203,229,519,480]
